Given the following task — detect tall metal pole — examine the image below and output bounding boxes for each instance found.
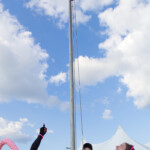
[69,0,75,150]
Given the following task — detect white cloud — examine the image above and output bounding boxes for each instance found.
[102,109,113,120]
[36,129,39,134]
[117,87,122,93]
[25,0,112,27]
[74,0,150,109]
[49,72,67,85]
[0,2,47,103]
[47,130,54,134]
[0,117,32,143]
[27,95,70,111]
[59,101,70,111]
[0,2,69,110]
[25,0,91,27]
[74,9,91,25]
[74,56,117,86]
[79,0,113,11]
[102,97,110,106]
[99,0,150,109]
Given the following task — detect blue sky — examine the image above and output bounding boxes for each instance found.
[0,0,150,150]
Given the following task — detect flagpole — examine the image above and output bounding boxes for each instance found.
[69,0,75,150]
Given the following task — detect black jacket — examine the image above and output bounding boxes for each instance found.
[30,135,42,150]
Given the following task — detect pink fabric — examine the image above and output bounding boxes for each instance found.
[131,146,134,150]
[0,139,19,150]
[39,134,43,138]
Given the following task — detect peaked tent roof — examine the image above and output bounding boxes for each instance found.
[78,126,150,150]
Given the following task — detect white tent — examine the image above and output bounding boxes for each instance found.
[79,126,150,150]
[145,142,150,149]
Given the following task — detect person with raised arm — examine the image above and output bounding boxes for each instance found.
[30,124,47,150]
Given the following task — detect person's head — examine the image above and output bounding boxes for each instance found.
[83,143,93,150]
[125,143,134,150]
[116,143,134,150]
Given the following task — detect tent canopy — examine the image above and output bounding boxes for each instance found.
[79,126,150,150]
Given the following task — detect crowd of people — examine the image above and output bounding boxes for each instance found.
[30,124,135,150]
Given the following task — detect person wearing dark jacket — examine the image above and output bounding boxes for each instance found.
[30,124,47,150]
